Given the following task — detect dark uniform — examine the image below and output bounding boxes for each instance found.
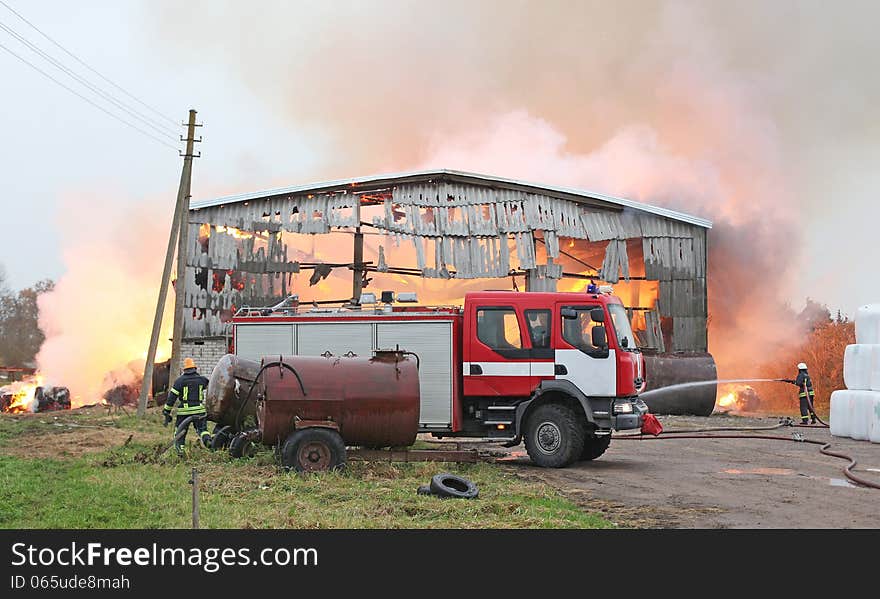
[787,367,817,424]
[163,367,211,454]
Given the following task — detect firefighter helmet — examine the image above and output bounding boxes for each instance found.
[797,362,807,370]
[183,357,197,370]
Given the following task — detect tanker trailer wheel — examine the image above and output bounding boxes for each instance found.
[211,425,233,451]
[523,403,585,468]
[281,428,346,473]
[580,431,611,461]
[229,432,257,459]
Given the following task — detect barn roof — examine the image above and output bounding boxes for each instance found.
[191,169,712,229]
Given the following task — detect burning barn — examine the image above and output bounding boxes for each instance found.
[180,170,715,414]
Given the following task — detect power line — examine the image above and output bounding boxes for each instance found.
[0,39,179,150]
[0,0,179,128]
[0,20,179,141]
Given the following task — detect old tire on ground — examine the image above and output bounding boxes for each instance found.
[580,433,611,461]
[429,473,479,499]
[523,402,586,468]
[228,432,256,458]
[281,428,346,473]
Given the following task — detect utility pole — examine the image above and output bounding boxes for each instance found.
[137,109,201,417]
[351,198,363,303]
[169,110,201,386]
[352,227,364,303]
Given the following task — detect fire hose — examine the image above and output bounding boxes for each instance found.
[613,428,880,490]
[158,415,202,456]
[612,381,880,488]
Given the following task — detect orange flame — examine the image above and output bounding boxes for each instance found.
[215,225,255,239]
[717,391,737,409]
[1,374,45,413]
[714,385,760,413]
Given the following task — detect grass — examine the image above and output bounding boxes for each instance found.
[0,408,612,529]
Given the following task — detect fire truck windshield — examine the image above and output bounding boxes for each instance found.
[607,303,637,351]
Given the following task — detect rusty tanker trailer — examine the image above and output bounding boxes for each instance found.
[205,351,421,472]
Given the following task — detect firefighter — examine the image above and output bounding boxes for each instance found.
[163,358,212,455]
[785,362,818,425]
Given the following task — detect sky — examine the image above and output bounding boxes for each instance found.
[1,0,879,318]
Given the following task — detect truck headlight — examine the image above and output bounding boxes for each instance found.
[613,402,633,414]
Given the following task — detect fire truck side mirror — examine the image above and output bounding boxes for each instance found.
[592,326,607,349]
[561,308,578,319]
[590,308,605,323]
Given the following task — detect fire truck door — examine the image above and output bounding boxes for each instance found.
[464,306,533,397]
[555,305,617,397]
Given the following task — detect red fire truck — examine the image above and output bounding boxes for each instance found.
[229,289,648,467]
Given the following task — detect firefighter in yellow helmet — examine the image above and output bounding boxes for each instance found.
[163,358,212,454]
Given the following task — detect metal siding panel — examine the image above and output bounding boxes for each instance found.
[377,322,453,427]
[694,277,707,317]
[296,323,374,357]
[658,280,673,318]
[234,324,294,361]
[673,316,702,352]
[671,279,694,317]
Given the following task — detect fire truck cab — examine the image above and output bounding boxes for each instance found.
[230,289,648,467]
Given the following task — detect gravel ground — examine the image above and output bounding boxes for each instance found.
[458,413,880,528]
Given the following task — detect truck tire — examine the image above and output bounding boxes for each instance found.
[580,433,611,461]
[523,403,585,468]
[429,473,479,499]
[281,428,346,473]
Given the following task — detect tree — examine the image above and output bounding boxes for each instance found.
[799,298,831,331]
[758,298,852,413]
[0,278,54,367]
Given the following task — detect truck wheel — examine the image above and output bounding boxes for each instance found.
[281,428,346,473]
[580,433,611,461]
[524,403,585,468]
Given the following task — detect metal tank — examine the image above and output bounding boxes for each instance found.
[205,354,261,427]
[256,351,420,448]
[641,352,718,416]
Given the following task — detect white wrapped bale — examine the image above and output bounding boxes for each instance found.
[869,394,880,443]
[850,390,874,441]
[829,390,851,438]
[870,347,880,391]
[843,344,876,390]
[855,304,880,344]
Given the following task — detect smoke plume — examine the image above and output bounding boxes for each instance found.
[146,0,880,376]
[36,195,173,405]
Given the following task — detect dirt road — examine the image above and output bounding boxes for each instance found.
[483,414,880,528]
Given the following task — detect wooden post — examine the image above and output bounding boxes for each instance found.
[136,109,200,417]
[190,468,200,529]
